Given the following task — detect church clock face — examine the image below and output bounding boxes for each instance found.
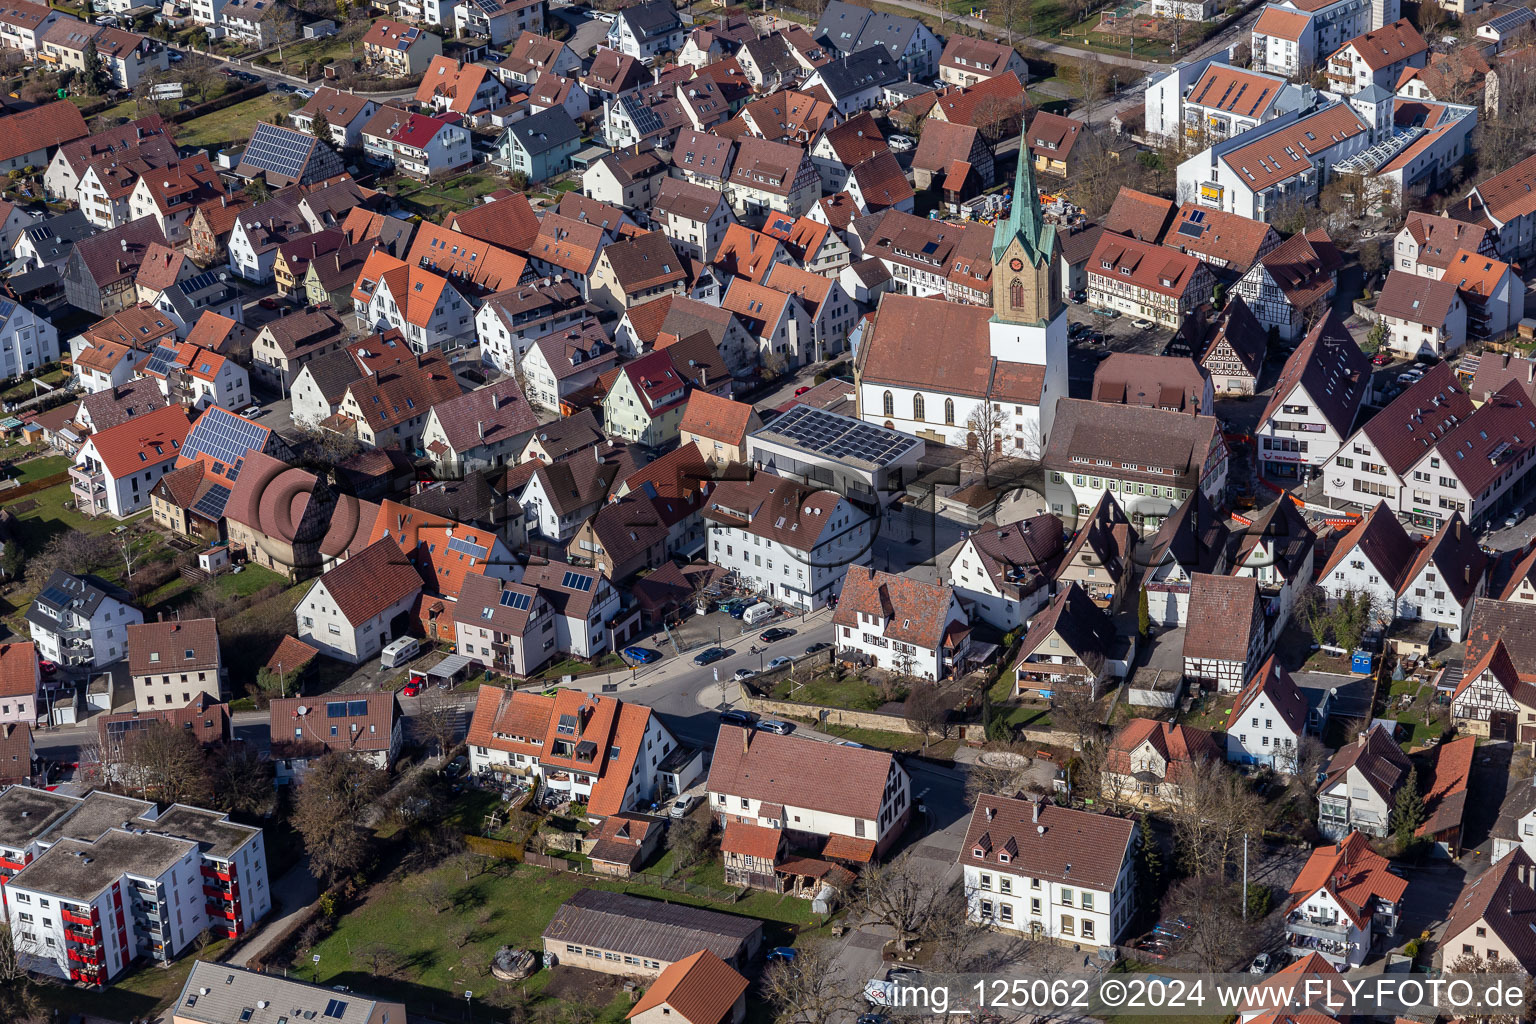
[1009,258,1024,271]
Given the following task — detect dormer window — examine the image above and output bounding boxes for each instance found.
[999,852,1010,863]
[973,847,985,858]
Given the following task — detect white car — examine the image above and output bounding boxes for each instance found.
[668,794,700,818]
[887,135,916,152]
[1131,318,1155,330]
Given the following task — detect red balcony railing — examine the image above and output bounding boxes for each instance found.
[61,909,95,927]
[64,929,98,945]
[66,948,99,966]
[0,857,25,871]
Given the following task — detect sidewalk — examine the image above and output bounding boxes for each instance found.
[225,856,318,968]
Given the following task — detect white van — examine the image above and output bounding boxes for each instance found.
[381,636,421,668]
[742,602,774,626]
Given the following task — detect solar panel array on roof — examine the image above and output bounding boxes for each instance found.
[39,585,73,607]
[621,94,665,138]
[759,404,920,466]
[191,482,233,522]
[182,407,271,473]
[499,589,532,610]
[179,269,223,294]
[447,536,488,560]
[242,122,315,181]
[145,343,179,377]
[561,570,594,591]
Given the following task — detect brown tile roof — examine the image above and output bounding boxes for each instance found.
[1182,574,1261,662]
[522,408,605,461]
[833,568,958,652]
[1337,18,1426,71]
[1186,63,1288,118]
[849,151,912,209]
[938,35,1019,76]
[1443,847,1536,971]
[73,217,169,291]
[703,473,849,551]
[1223,107,1367,192]
[652,176,725,224]
[1288,831,1407,929]
[0,99,88,165]
[266,635,319,676]
[1014,583,1118,678]
[933,71,1024,129]
[1090,232,1207,300]
[1226,655,1310,738]
[1321,722,1409,802]
[859,292,995,399]
[1375,269,1460,326]
[1401,512,1486,604]
[1103,187,1176,243]
[533,212,603,274]
[911,118,980,175]
[0,642,37,699]
[713,223,784,281]
[78,377,166,432]
[679,390,757,448]
[1253,6,1310,40]
[819,111,887,166]
[126,618,219,678]
[1259,310,1368,438]
[1027,111,1087,161]
[1417,732,1474,839]
[442,193,539,254]
[961,795,1135,890]
[602,230,686,291]
[269,691,399,758]
[1092,353,1207,412]
[428,379,537,454]
[1403,213,1492,275]
[728,137,808,197]
[708,724,898,820]
[1165,204,1277,273]
[1425,381,1536,498]
[627,950,750,1024]
[1106,719,1222,785]
[316,537,423,623]
[1317,501,1418,590]
[719,821,781,861]
[1042,399,1223,491]
[1355,363,1470,475]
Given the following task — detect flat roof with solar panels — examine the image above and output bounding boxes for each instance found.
[746,405,925,506]
[750,405,922,470]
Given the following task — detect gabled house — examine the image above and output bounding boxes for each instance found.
[814,0,939,78]
[1317,723,1411,839]
[588,231,688,317]
[1284,831,1406,968]
[938,35,1028,87]
[521,319,619,413]
[608,0,684,59]
[1326,19,1427,95]
[126,618,221,712]
[679,391,761,466]
[69,404,190,518]
[1440,847,1536,973]
[1055,492,1136,611]
[1236,229,1343,342]
[515,442,639,544]
[415,55,506,121]
[1255,311,1370,479]
[1316,501,1416,630]
[0,643,39,725]
[710,723,911,861]
[1138,489,1234,628]
[1182,574,1270,693]
[942,514,1064,632]
[603,349,691,447]
[1104,720,1222,811]
[295,537,424,664]
[1013,583,1130,701]
[652,176,733,264]
[268,692,401,784]
[725,137,822,220]
[64,216,168,316]
[1230,496,1317,627]
[833,568,970,680]
[960,795,1136,948]
[360,20,441,76]
[494,106,582,183]
[1163,205,1281,278]
[1374,270,1466,358]
[1451,638,1534,738]
[1395,512,1486,641]
[1225,656,1312,771]
[421,379,538,477]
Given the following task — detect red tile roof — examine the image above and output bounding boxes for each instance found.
[0,643,38,699]
[1287,831,1407,929]
[83,404,191,479]
[0,99,88,165]
[315,536,424,624]
[626,951,749,1024]
[707,724,899,821]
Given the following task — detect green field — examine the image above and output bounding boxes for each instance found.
[177,92,296,150]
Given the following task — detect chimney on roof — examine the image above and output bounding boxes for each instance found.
[742,724,750,755]
[1032,798,1039,823]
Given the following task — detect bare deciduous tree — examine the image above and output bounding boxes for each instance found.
[763,944,860,1024]
[903,685,951,751]
[852,851,945,952]
[1167,757,1267,879]
[965,402,1006,486]
[416,686,459,759]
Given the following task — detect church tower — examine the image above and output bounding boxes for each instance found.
[989,141,1068,370]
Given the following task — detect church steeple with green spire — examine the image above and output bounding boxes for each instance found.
[990,134,1063,329]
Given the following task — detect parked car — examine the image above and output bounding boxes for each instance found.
[1092,306,1121,319]
[37,659,57,677]
[765,657,792,671]
[1372,350,1391,366]
[622,645,661,664]
[887,134,915,152]
[755,718,793,735]
[804,642,832,655]
[1506,506,1526,529]
[835,740,865,748]
[295,88,314,98]
[794,385,812,396]
[1249,953,1271,975]
[668,794,700,818]
[401,681,422,697]
[1397,370,1423,385]
[1131,318,1155,330]
[258,296,280,310]
[732,668,757,682]
[766,947,798,963]
[719,708,754,726]
[693,646,730,666]
[168,50,184,63]
[761,627,796,643]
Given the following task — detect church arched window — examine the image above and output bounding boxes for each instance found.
[882,390,893,417]
[944,398,955,425]
[913,394,925,421]
[1010,278,1024,309]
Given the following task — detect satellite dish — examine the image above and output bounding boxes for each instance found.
[296,705,309,715]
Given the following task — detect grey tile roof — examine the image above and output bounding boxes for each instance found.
[543,889,762,963]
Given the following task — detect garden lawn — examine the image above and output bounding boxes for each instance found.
[215,562,287,598]
[770,670,886,711]
[308,860,823,1020]
[12,453,69,484]
[177,93,295,149]
[534,653,624,680]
